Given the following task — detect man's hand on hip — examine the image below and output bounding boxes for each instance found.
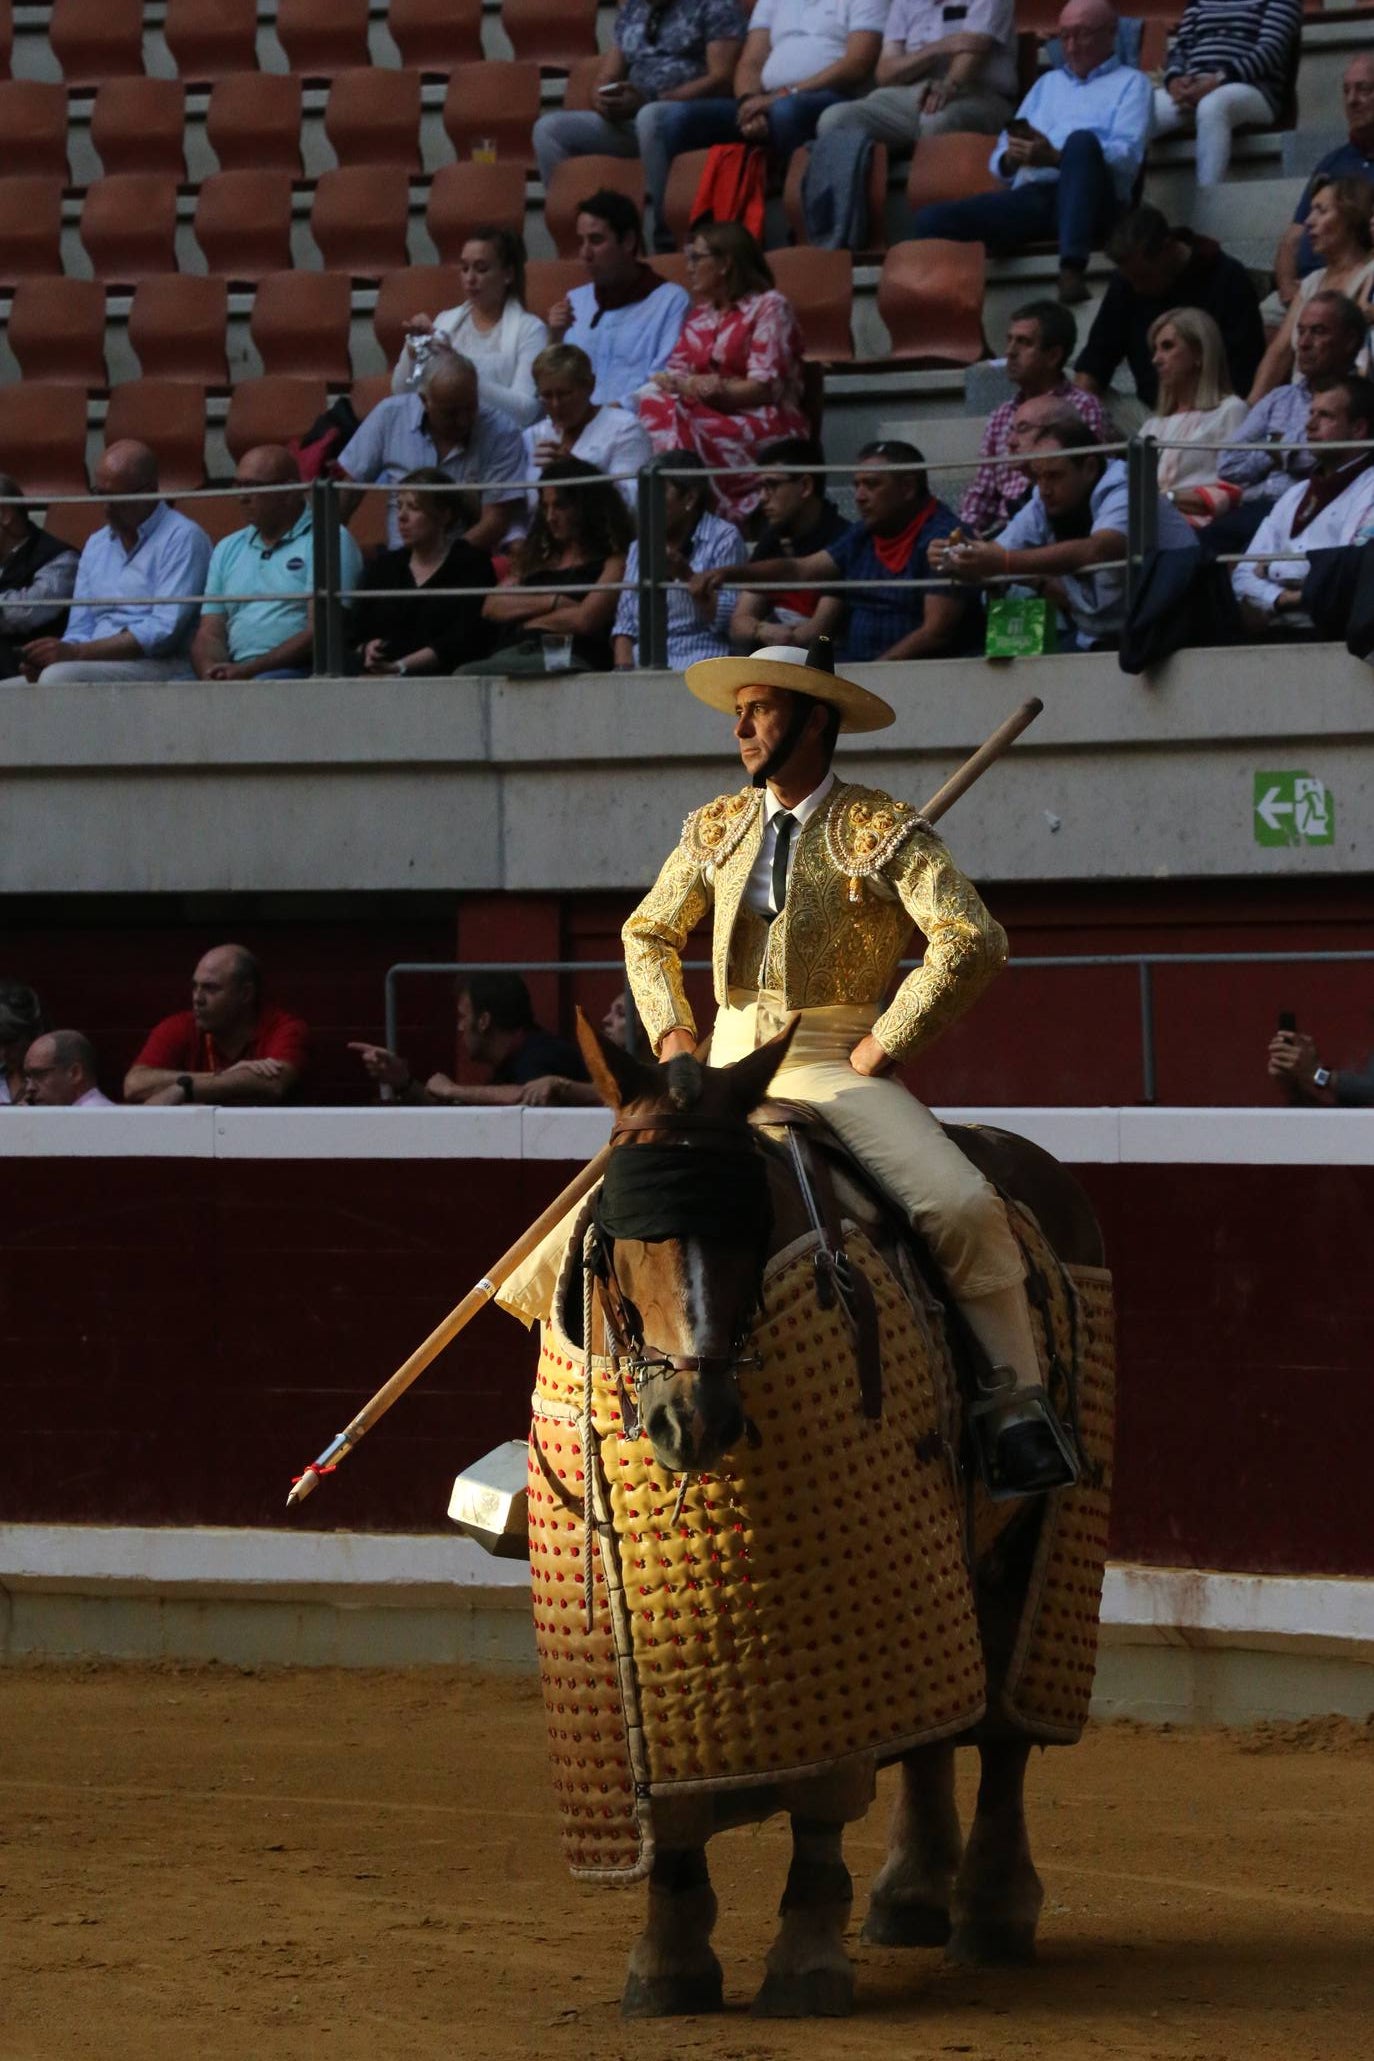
[849,1033,894,1078]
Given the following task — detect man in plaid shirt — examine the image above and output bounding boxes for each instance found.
[960,301,1108,536]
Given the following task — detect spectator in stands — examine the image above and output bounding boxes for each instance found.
[817,0,1018,153]
[1139,307,1249,523]
[700,439,972,663]
[518,988,639,1105]
[467,457,634,675]
[961,301,1109,536]
[613,449,742,667]
[0,981,46,1107]
[1075,204,1265,407]
[350,972,589,1107]
[1232,376,1374,633]
[125,944,308,1106]
[907,0,1152,306]
[935,414,1197,649]
[729,435,850,649]
[336,357,526,554]
[547,191,691,407]
[191,447,361,683]
[1220,291,1367,503]
[1273,55,1374,313]
[532,2,747,253]
[345,469,496,678]
[1151,0,1302,188]
[0,475,77,678]
[3,443,210,687]
[522,344,651,512]
[636,222,811,525]
[1268,1021,1374,1106]
[391,229,548,428]
[1247,177,1374,404]
[21,1030,111,1109]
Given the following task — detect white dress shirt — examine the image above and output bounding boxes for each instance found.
[742,768,836,917]
[1232,463,1374,621]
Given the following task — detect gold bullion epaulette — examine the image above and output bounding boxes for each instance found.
[823,786,934,901]
[681,786,762,868]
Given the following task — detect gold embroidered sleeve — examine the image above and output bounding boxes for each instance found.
[622,842,713,1054]
[871,830,1008,1063]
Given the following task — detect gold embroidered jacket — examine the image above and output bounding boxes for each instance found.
[623,778,1008,1063]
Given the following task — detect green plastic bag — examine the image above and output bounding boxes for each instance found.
[985,594,1058,658]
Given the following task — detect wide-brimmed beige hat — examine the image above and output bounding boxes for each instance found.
[684,642,896,734]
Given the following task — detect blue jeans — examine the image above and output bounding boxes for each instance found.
[909,129,1120,268]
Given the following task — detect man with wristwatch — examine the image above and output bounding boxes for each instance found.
[1268,1025,1374,1106]
[123,944,308,1107]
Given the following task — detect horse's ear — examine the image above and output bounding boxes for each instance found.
[722,1015,799,1115]
[575,1006,659,1110]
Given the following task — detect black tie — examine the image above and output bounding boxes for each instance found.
[770,812,797,920]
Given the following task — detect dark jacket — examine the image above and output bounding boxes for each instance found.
[345,538,495,675]
[1076,231,1265,406]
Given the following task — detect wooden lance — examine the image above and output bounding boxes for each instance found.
[285,695,1043,1508]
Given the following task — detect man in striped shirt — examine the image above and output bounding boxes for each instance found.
[961,300,1108,534]
[1150,0,1303,187]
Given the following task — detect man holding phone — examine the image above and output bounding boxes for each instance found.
[1269,1013,1374,1107]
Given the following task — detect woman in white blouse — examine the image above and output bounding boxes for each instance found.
[521,342,652,512]
[1140,305,1249,523]
[391,227,548,426]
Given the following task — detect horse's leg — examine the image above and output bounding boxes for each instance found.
[621,1845,724,2018]
[947,1738,1042,1965]
[751,1816,855,2018]
[862,1741,962,1947]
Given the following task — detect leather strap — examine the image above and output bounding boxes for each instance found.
[786,1125,884,1421]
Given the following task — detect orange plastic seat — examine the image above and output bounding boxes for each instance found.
[0,82,69,182]
[350,373,393,422]
[91,78,188,179]
[50,0,145,88]
[501,0,598,69]
[784,144,889,253]
[8,278,107,386]
[195,170,296,281]
[311,165,412,278]
[905,132,1002,215]
[0,384,90,499]
[560,57,603,113]
[877,239,988,369]
[225,376,329,462]
[544,156,644,257]
[276,0,371,76]
[648,252,690,291]
[251,270,354,381]
[164,0,260,82]
[442,62,542,169]
[80,174,179,284]
[104,380,208,491]
[387,0,482,71]
[128,276,231,384]
[0,175,63,283]
[206,73,304,176]
[325,68,422,172]
[767,248,853,362]
[425,160,527,262]
[661,149,713,249]
[373,264,464,366]
[523,257,583,324]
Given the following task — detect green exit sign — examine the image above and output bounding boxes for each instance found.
[1253,772,1334,847]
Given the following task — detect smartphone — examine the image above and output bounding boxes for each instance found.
[1006,118,1036,140]
[1277,1010,1296,1033]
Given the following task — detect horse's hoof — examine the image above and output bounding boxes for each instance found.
[862,1898,952,1948]
[620,1968,724,2018]
[751,1967,855,2018]
[945,1919,1037,1967]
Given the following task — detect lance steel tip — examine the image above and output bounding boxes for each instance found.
[286,1468,318,1509]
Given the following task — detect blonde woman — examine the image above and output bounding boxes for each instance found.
[1139,305,1249,523]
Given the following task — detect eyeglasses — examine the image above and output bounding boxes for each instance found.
[684,247,715,265]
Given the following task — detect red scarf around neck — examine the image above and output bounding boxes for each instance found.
[870,497,939,573]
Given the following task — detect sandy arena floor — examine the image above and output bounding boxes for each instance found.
[2,1663,1371,2061]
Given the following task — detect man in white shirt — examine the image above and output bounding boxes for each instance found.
[1232,377,1374,634]
[22,1030,113,1107]
[818,0,1018,150]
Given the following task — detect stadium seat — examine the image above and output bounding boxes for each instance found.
[877,239,988,369]
[91,79,188,179]
[560,58,603,113]
[905,132,1002,215]
[0,82,70,182]
[104,380,208,490]
[195,170,296,281]
[8,278,107,386]
[647,252,690,290]
[662,150,713,249]
[164,0,260,83]
[0,2,11,83]
[225,376,329,462]
[251,270,354,381]
[442,62,542,170]
[49,0,145,89]
[501,0,598,69]
[0,175,63,284]
[387,0,483,72]
[325,68,423,173]
[128,277,230,384]
[425,161,527,262]
[80,175,179,284]
[373,264,464,367]
[276,0,371,77]
[311,165,412,278]
[783,144,888,253]
[178,492,247,543]
[206,73,304,177]
[544,157,644,257]
[523,257,583,324]
[0,384,90,499]
[767,247,853,362]
[351,373,392,421]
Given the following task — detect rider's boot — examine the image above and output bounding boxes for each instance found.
[957,1284,1079,1500]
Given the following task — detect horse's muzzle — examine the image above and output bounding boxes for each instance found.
[642,1366,746,1476]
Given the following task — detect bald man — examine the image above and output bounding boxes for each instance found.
[192,446,363,682]
[124,943,309,1106]
[6,441,211,685]
[22,1030,112,1108]
[337,355,526,552]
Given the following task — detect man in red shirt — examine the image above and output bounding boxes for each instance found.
[124,944,308,1105]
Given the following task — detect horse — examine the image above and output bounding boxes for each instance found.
[553,1008,1109,2020]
